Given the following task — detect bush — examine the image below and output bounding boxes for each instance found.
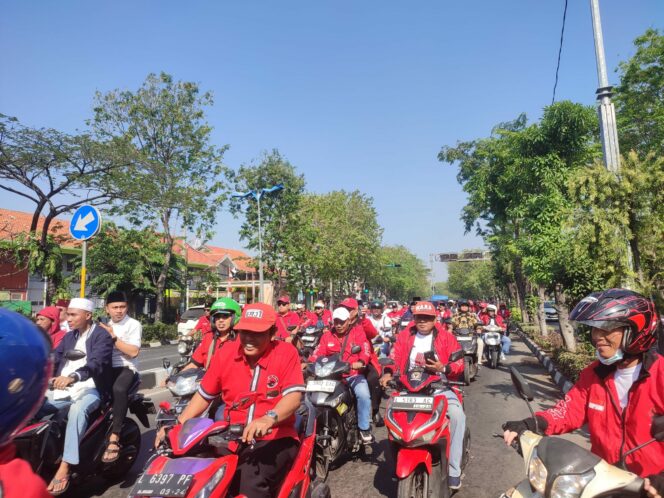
[509,307,522,323]
[142,322,177,344]
[552,349,595,382]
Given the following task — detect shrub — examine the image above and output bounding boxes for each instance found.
[509,307,522,323]
[142,322,177,344]
[552,349,595,382]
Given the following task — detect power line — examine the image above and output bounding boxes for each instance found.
[552,0,569,105]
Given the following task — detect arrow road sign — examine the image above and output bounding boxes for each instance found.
[69,205,102,241]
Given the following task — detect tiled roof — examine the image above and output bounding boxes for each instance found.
[185,243,255,273]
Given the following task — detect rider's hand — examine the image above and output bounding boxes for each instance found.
[52,376,75,390]
[379,375,392,388]
[351,361,365,370]
[644,474,664,498]
[503,430,519,447]
[242,415,275,443]
[154,426,167,448]
[425,359,446,374]
[285,336,294,344]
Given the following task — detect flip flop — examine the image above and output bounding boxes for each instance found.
[102,440,122,463]
[48,475,71,496]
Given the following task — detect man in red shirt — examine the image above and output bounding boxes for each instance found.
[305,300,332,330]
[309,307,374,443]
[193,301,213,337]
[275,295,300,342]
[159,303,305,498]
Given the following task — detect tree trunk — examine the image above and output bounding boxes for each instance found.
[536,285,549,337]
[155,212,173,324]
[30,199,47,233]
[554,285,577,352]
[513,258,530,323]
[627,212,645,285]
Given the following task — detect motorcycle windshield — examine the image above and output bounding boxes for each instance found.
[177,418,215,449]
[401,368,440,392]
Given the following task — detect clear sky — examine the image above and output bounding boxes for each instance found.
[1,1,662,281]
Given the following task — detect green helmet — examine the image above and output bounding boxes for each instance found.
[209,297,242,325]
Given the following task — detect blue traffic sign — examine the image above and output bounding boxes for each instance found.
[69,205,102,241]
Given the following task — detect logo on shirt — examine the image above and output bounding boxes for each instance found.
[246,309,263,318]
[588,402,605,412]
[267,375,279,389]
[322,357,329,363]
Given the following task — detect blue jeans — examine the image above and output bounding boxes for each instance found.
[443,390,466,479]
[347,375,371,431]
[501,335,512,354]
[42,391,101,465]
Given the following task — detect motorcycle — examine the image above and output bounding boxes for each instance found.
[15,349,156,484]
[381,350,471,498]
[305,345,366,481]
[451,323,478,385]
[156,359,206,429]
[483,324,503,369]
[500,366,664,498]
[298,324,324,361]
[176,334,200,368]
[130,394,330,498]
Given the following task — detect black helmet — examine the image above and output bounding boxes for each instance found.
[370,301,383,309]
[457,299,469,306]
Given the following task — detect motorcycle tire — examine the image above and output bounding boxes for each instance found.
[102,418,141,482]
[463,357,471,386]
[462,426,471,471]
[397,466,429,498]
[490,350,498,369]
[315,410,345,481]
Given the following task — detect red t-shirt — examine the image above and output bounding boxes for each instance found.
[191,333,235,368]
[194,316,212,337]
[0,444,50,498]
[275,311,300,340]
[198,340,305,441]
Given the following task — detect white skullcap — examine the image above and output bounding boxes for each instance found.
[69,298,95,312]
[332,307,350,321]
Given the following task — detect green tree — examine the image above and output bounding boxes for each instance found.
[365,245,430,302]
[91,72,228,322]
[447,260,497,300]
[614,28,664,157]
[433,281,450,297]
[227,150,305,298]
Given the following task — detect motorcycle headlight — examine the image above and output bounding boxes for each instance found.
[406,428,437,447]
[168,375,199,396]
[194,464,227,498]
[177,341,189,355]
[550,470,595,498]
[315,362,335,378]
[528,449,548,494]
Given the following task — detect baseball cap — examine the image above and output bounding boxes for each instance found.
[314,300,325,309]
[332,307,351,321]
[276,296,291,305]
[339,298,358,309]
[370,301,383,308]
[235,303,277,333]
[412,301,436,317]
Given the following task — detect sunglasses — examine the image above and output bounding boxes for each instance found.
[213,312,233,318]
[277,302,288,306]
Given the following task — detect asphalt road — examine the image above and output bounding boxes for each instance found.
[68,336,589,498]
[137,344,180,372]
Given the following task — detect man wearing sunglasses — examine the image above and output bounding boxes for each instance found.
[275,295,300,342]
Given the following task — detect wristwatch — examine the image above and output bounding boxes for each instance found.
[111,335,118,343]
[266,410,278,423]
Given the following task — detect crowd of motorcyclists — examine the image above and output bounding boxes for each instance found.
[0,287,662,497]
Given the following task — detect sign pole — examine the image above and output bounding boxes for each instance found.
[80,240,87,298]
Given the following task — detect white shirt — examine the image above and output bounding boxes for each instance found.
[53,326,97,401]
[110,315,142,371]
[614,363,642,409]
[409,332,434,369]
[367,313,393,337]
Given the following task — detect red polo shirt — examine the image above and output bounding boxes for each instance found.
[275,311,300,340]
[194,315,212,337]
[191,332,235,369]
[198,340,305,441]
[0,444,50,498]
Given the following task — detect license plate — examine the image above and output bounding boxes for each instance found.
[306,380,337,393]
[129,473,194,498]
[391,396,434,412]
[456,336,472,341]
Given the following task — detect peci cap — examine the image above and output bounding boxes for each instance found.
[69,298,95,313]
[235,303,277,333]
[54,299,70,308]
[332,307,351,321]
[339,298,359,310]
[486,304,497,312]
[412,301,436,317]
[106,291,128,305]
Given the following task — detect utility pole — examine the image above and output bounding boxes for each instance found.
[589,0,620,173]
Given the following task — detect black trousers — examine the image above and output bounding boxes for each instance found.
[111,367,137,434]
[228,437,299,498]
[365,364,381,415]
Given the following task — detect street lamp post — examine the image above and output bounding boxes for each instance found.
[231,183,284,303]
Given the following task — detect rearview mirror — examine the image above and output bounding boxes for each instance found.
[378,357,394,366]
[64,349,86,361]
[510,367,534,402]
[651,414,664,442]
[444,318,453,325]
[448,350,464,363]
[350,345,361,354]
[162,358,171,370]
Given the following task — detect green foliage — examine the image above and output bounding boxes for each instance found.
[552,348,595,383]
[447,260,497,300]
[365,246,430,301]
[142,322,178,344]
[614,28,664,157]
[433,281,450,296]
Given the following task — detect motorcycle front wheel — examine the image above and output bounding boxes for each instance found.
[397,466,428,498]
[490,350,499,369]
[315,410,345,481]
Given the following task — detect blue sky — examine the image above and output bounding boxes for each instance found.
[1,1,662,281]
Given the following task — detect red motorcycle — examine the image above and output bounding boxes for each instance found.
[129,393,330,498]
[383,350,470,498]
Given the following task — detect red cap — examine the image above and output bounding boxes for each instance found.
[412,301,436,317]
[235,303,277,333]
[339,298,359,310]
[55,299,70,308]
[276,295,291,305]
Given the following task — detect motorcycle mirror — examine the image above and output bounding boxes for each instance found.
[510,367,534,402]
[64,349,86,361]
[448,350,464,363]
[350,345,361,354]
[651,414,664,442]
[378,357,394,366]
[162,358,171,370]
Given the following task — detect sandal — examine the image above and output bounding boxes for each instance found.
[48,474,71,496]
[102,440,122,463]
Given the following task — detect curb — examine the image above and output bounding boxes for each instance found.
[514,325,574,394]
[138,367,169,391]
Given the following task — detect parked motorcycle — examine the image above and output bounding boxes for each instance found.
[305,346,365,481]
[452,324,478,384]
[130,394,330,498]
[381,350,470,498]
[483,324,503,369]
[156,359,206,429]
[500,366,664,498]
[15,349,156,484]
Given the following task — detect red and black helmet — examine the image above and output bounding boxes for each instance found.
[570,288,660,355]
